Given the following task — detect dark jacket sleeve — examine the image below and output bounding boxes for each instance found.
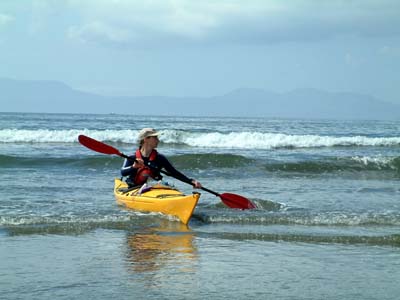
[121,155,137,177]
[156,154,192,184]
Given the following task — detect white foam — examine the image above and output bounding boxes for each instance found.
[0,129,136,143]
[351,155,397,168]
[1,129,400,149]
[171,131,400,149]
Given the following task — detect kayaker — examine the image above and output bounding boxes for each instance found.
[121,128,202,188]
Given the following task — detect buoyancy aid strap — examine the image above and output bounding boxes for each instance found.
[135,149,158,161]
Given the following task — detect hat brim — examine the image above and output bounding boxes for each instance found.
[147,133,159,137]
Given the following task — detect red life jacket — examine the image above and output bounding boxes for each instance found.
[134,149,158,185]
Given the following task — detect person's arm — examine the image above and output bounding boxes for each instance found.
[121,156,138,177]
[157,154,202,188]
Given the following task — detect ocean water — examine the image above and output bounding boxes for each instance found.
[1,112,400,299]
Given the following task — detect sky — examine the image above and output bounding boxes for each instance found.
[1,0,400,105]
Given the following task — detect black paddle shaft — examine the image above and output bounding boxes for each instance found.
[128,156,220,196]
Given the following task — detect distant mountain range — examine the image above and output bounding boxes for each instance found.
[1,78,399,120]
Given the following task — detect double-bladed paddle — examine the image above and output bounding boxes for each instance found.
[78,134,256,209]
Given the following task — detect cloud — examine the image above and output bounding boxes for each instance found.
[6,1,400,47]
[0,13,14,27]
[65,0,224,46]
[68,21,133,44]
[65,0,400,47]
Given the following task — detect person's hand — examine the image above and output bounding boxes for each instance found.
[192,179,202,189]
[133,159,144,168]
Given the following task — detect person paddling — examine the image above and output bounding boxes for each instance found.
[121,128,202,188]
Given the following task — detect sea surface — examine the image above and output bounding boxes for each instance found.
[1,112,400,300]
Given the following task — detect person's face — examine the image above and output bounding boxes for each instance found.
[146,135,159,148]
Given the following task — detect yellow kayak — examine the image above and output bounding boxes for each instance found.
[114,178,200,224]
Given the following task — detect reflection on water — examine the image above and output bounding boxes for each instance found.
[125,220,197,275]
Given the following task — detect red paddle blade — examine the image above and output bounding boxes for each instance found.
[220,193,256,210]
[78,135,123,156]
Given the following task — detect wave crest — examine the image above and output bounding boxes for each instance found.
[265,156,400,173]
[1,129,400,149]
[1,154,399,174]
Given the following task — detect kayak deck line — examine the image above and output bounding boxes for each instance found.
[117,187,186,198]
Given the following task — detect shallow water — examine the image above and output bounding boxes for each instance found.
[2,224,400,300]
[1,112,400,299]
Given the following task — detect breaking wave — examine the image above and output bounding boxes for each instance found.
[1,129,400,149]
[265,156,400,173]
[1,154,399,173]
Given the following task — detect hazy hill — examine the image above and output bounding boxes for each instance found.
[0,78,105,113]
[1,78,399,120]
